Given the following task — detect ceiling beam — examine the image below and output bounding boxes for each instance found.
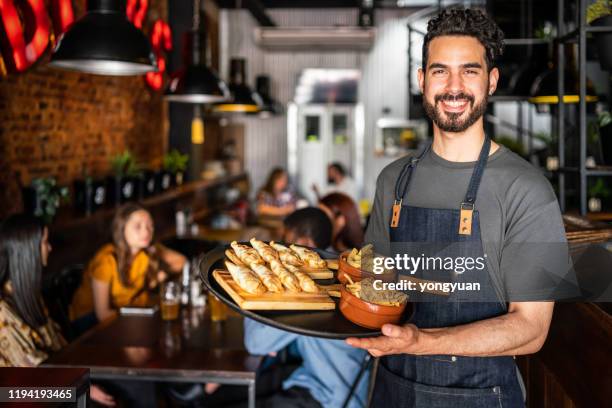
[215,0,276,26]
[215,1,360,9]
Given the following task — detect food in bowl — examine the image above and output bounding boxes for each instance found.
[338,244,395,284]
[346,278,408,306]
[339,277,409,329]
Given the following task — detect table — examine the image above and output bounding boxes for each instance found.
[43,309,262,408]
[0,367,89,407]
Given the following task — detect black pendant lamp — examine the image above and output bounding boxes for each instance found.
[251,75,282,118]
[49,0,156,75]
[214,58,263,113]
[165,0,229,103]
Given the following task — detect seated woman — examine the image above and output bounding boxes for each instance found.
[70,203,186,328]
[256,167,297,218]
[318,193,364,252]
[0,214,115,406]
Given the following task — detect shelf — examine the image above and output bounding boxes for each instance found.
[488,95,532,102]
[586,26,612,33]
[556,167,579,173]
[586,167,612,176]
[554,167,612,176]
[557,25,612,43]
[52,173,248,230]
[504,38,551,45]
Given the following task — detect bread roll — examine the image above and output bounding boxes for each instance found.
[225,261,266,295]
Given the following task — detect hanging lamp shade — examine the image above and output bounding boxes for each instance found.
[214,58,262,113]
[251,75,282,118]
[49,0,156,75]
[165,30,229,103]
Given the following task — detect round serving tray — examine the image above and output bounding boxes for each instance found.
[199,243,383,339]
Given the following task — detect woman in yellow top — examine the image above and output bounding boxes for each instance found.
[0,214,115,406]
[70,203,186,327]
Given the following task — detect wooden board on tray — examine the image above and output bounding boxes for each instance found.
[303,266,334,280]
[213,270,336,310]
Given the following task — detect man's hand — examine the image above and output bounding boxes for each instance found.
[346,323,421,357]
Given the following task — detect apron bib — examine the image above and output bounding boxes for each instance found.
[372,137,524,408]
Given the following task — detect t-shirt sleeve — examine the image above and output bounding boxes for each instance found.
[364,172,391,256]
[243,318,298,355]
[89,252,116,283]
[501,174,579,301]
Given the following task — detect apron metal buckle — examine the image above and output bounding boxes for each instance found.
[391,199,402,228]
[459,202,474,235]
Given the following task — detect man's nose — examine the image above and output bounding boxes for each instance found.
[446,72,464,93]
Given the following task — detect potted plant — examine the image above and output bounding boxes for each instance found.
[74,176,107,215]
[588,178,611,212]
[22,178,69,224]
[108,151,141,205]
[163,149,189,186]
[587,0,612,70]
[139,169,158,199]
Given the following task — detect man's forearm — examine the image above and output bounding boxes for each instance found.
[415,302,553,357]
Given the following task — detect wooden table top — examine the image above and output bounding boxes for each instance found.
[43,308,261,382]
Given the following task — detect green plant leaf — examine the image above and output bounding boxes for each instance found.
[587,0,612,24]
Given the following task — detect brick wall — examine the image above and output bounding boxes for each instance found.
[0,1,169,218]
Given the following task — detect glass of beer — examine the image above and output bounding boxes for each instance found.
[161,281,180,321]
[208,293,228,322]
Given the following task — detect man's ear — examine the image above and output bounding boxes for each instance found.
[488,67,499,96]
[417,68,425,94]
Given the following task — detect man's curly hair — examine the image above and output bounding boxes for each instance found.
[423,8,505,72]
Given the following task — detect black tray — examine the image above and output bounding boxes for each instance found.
[199,244,382,339]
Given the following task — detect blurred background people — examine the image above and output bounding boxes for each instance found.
[256,167,297,217]
[318,193,364,252]
[0,214,115,406]
[282,207,332,250]
[313,163,358,203]
[69,203,186,331]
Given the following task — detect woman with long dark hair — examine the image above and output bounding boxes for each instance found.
[0,214,115,405]
[70,203,186,324]
[318,193,364,252]
[257,167,297,217]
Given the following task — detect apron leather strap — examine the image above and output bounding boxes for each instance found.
[459,137,491,236]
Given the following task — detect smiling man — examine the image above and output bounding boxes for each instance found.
[347,8,574,408]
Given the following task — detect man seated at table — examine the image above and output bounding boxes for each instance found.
[242,207,370,408]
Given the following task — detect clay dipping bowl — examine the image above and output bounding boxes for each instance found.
[337,250,397,284]
[339,284,408,330]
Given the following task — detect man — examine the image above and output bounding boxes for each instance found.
[283,207,333,249]
[347,8,574,407]
[312,163,358,202]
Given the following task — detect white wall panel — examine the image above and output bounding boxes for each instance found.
[220,8,416,200]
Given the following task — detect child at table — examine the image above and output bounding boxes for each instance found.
[206,207,370,408]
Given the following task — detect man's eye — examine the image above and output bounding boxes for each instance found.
[465,70,478,75]
[432,69,445,75]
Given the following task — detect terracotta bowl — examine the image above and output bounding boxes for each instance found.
[339,285,408,330]
[337,250,397,284]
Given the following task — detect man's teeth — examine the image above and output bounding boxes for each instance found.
[443,100,467,107]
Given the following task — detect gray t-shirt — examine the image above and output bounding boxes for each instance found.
[365,145,576,302]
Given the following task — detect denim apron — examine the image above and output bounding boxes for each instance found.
[371,137,525,408]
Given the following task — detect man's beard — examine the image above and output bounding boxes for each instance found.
[423,91,488,133]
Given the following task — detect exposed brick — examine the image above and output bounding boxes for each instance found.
[0,1,168,218]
